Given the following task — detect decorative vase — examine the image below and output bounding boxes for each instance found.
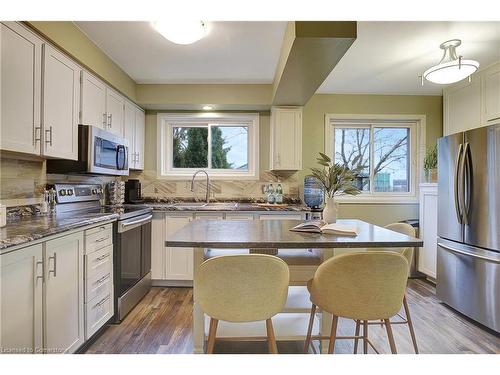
[322,197,338,223]
[425,168,438,183]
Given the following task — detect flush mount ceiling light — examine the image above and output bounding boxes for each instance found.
[422,39,479,85]
[202,105,213,111]
[151,20,208,45]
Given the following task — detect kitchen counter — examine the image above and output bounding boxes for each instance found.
[0,211,118,251]
[138,202,311,212]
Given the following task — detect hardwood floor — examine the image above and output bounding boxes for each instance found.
[85,280,499,354]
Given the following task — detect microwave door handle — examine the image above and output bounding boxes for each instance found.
[454,143,464,224]
[121,146,127,170]
[116,145,126,170]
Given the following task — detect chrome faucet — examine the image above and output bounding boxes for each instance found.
[190,170,210,203]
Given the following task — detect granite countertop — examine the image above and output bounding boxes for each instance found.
[0,211,118,251]
[166,219,424,249]
[138,200,311,212]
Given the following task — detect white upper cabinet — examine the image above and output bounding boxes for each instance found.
[270,106,302,170]
[444,60,500,136]
[105,88,125,136]
[0,243,43,353]
[42,45,81,160]
[481,62,500,124]
[80,71,107,129]
[0,22,43,155]
[443,77,481,135]
[134,107,145,170]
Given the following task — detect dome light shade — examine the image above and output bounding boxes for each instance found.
[423,39,479,85]
[151,20,208,45]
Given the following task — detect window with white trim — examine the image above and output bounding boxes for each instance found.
[157,113,259,179]
[325,116,423,202]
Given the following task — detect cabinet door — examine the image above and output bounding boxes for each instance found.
[0,244,43,353]
[151,213,166,279]
[123,100,136,167]
[165,215,194,280]
[443,78,481,135]
[270,107,302,170]
[0,22,42,155]
[418,186,438,278]
[81,71,106,128]
[482,63,500,123]
[44,232,84,353]
[105,88,125,136]
[42,45,80,160]
[134,108,145,170]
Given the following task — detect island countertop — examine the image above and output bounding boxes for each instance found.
[165,219,423,249]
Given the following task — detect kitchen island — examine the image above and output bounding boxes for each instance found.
[166,218,423,353]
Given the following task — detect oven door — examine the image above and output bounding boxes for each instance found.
[88,126,129,176]
[116,213,152,297]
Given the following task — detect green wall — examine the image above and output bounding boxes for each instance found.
[300,94,443,225]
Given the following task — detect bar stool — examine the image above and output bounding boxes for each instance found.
[195,254,289,354]
[354,222,419,354]
[304,252,409,354]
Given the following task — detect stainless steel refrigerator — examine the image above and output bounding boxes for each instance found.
[437,123,500,333]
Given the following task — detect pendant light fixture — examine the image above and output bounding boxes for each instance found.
[151,20,208,45]
[422,39,479,85]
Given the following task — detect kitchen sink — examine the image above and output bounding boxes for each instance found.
[204,202,238,209]
[173,202,208,208]
[173,202,238,210]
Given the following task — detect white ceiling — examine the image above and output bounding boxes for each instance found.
[75,21,287,84]
[318,21,500,95]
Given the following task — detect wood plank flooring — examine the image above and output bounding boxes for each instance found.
[85,280,499,354]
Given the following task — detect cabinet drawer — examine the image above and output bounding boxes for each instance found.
[86,245,112,281]
[85,224,113,254]
[85,286,113,339]
[86,260,112,302]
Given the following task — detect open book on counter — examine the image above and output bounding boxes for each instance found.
[290,220,358,236]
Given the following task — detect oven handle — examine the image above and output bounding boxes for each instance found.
[438,242,500,264]
[119,214,152,232]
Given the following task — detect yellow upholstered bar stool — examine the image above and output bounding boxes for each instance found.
[353,222,419,354]
[195,254,289,354]
[304,252,409,354]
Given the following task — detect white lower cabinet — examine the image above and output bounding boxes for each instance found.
[44,232,84,353]
[0,243,43,353]
[165,215,194,281]
[1,232,84,354]
[418,183,438,278]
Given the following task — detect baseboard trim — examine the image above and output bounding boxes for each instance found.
[152,279,193,287]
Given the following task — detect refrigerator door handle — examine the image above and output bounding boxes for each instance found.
[463,142,472,225]
[438,242,500,264]
[454,143,464,224]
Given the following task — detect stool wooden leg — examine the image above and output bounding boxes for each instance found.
[328,315,339,354]
[403,294,419,354]
[266,318,278,354]
[363,320,368,354]
[353,320,360,354]
[384,319,397,354]
[206,318,218,354]
[304,304,316,353]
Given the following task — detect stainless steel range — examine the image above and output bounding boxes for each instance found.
[52,183,153,323]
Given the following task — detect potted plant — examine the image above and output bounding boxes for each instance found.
[424,145,438,182]
[310,152,361,223]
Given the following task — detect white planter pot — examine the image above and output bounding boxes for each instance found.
[322,197,338,223]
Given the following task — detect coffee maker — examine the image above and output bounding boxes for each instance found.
[125,179,143,203]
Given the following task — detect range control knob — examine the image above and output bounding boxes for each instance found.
[59,189,67,196]
[91,188,97,195]
[67,189,74,196]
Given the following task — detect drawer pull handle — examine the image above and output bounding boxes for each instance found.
[95,253,110,262]
[48,253,57,277]
[95,274,110,285]
[95,237,108,243]
[100,225,108,230]
[93,295,110,309]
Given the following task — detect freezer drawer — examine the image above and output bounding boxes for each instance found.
[437,238,500,333]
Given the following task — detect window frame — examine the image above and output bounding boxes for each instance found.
[324,114,426,204]
[157,112,259,179]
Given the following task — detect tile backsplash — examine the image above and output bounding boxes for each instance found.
[0,155,300,207]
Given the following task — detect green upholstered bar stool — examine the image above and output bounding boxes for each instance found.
[195,254,289,354]
[353,222,419,354]
[304,252,409,354]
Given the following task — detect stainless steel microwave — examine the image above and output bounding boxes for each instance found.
[47,125,129,176]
